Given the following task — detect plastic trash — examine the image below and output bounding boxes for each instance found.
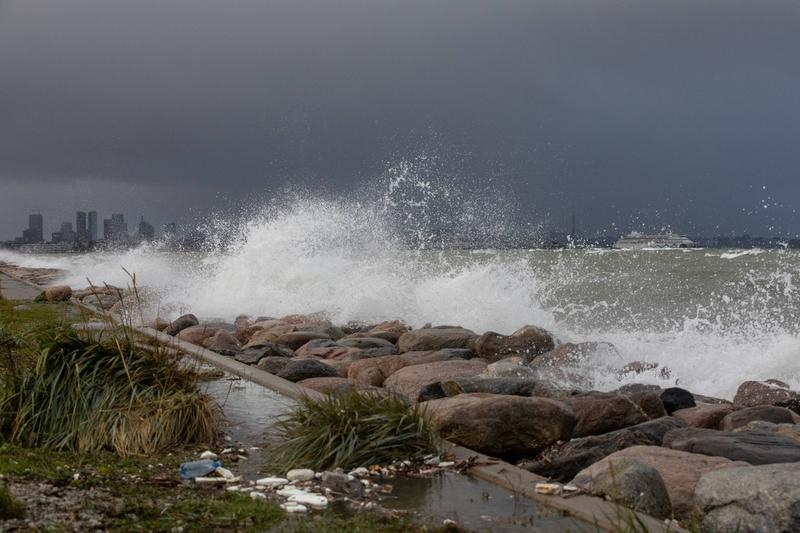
[179,459,221,480]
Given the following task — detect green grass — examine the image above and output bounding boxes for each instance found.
[267,390,439,472]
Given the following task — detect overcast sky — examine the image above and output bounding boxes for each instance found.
[1,0,799,240]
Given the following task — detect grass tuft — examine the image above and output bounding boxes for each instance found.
[0,325,218,456]
[267,390,439,472]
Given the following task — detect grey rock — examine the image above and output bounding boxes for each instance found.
[164,314,199,336]
[440,377,537,397]
[572,458,672,519]
[566,392,650,437]
[256,356,292,374]
[528,416,686,482]
[659,387,696,414]
[664,427,800,464]
[719,405,796,431]
[397,326,477,353]
[337,337,397,351]
[694,462,800,532]
[277,359,339,382]
[734,379,800,413]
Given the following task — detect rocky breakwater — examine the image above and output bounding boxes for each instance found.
[66,294,800,531]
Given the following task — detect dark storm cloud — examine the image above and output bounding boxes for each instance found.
[1,0,800,239]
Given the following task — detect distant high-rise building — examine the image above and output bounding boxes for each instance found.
[111,214,128,240]
[76,211,88,242]
[103,218,112,240]
[23,214,44,243]
[138,217,155,240]
[88,211,98,241]
[60,222,76,243]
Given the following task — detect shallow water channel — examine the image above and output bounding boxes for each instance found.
[202,373,587,532]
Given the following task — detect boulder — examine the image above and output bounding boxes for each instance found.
[202,330,241,356]
[293,321,344,340]
[673,404,735,429]
[35,285,72,302]
[384,359,488,402]
[347,349,473,387]
[297,377,377,394]
[530,341,616,369]
[256,356,292,374]
[81,293,118,310]
[482,358,538,378]
[472,326,554,363]
[719,406,796,431]
[571,458,672,520]
[338,337,398,357]
[422,393,575,459]
[397,326,477,353]
[694,462,800,532]
[663,427,800,465]
[164,314,200,336]
[626,391,667,419]
[731,421,800,443]
[734,380,800,413]
[277,359,339,382]
[439,377,537,397]
[659,387,696,414]
[528,417,685,482]
[274,331,332,350]
[571,445,747,516]
[242,323,297,348]
[150,317,170,331]
[566,392,650,437]
[176,324,220,346]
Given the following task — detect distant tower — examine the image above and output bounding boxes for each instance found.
[26,214,44,243]
[76,211,88,242]
[110,214,128,240]
[88,211,98,241]
[138,216,155,240]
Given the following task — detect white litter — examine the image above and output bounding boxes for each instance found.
[256,477,288,488]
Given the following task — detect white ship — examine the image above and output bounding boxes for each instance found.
[613,231,695,250]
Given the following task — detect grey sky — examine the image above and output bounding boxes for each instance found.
[1,0,799,240]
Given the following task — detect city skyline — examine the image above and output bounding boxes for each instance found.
[6,210,162,247]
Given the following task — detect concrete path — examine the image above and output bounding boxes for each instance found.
[0,271,42,300]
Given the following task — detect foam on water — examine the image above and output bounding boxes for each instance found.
[3,170,800,399]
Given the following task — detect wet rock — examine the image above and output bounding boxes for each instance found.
[256,356,292,374]
[81,293,118,309]
[176,324,220,345]
[732,421,800,442]
[203,330,241,356]
[297,377,377,394]
[274,331,333,350]
[384,359,488,402]
[673,404,735,428]
[473,326,554,363]
[277,359,339,382]
[482,358,538,378]
[734,380,800,413]
[150,318,170,331]
[659,387,696,414]
[337,337,397,352]
[347,349,473,387]
[615,383,662,394]
[35,285,72,302]
[242,323,297,348]
[566,392,650,437]
[663,427,800,465]
[625,391,667,419]
[164,314,200,336]
[528,417,686,482]
[530,341,616,369]
[439,377,537,397]
[397,326,477,353]
[694,462,800,532]
[571,445,747,516]
[293,321,344,340]
[422,393,575,459]
[320,471,364,497]
[572,458,672,519]
[719,405,796,431]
